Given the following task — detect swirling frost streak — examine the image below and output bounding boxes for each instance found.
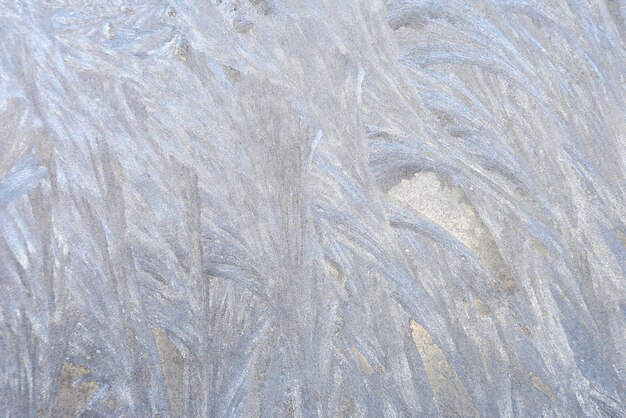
[0,0,624,417]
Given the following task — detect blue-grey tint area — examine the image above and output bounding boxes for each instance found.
[0,0,624,417]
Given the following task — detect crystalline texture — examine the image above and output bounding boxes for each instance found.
[0,0,624,416]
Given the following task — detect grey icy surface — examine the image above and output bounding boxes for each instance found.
[1,0,625,417]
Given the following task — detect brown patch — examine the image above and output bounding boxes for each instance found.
[52,362,99,417]
[175,40,190,62]
[351,348,374,375]
[221,65,241,83]
[530,372,555,399]
[152,328,185,417]
[327,260,344,283]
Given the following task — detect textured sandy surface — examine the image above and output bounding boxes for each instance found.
[1,0,625,416]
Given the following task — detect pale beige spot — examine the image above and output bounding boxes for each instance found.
[532,236,548,257]
[255,361,268,382]
[232,15,253,33]
[475,299,491,316]
[52,362,99,417]
[175,41,189,62]
[351,348,374,375]
[106,399,116,411]
[327,260,344,283]
[409,319,480,418]
[251,0,270,15]
[389,172,515,290]
[152,328,184,417]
